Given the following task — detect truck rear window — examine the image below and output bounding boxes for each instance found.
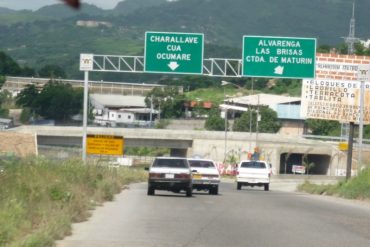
[152,159,188,168]
[240,161,266,169]
[189,160,215,168]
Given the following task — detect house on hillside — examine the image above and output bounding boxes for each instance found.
[90,94,159,127]
[184,100,213,118]
[220,94,306,135]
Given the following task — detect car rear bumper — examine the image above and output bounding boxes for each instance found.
[148,179,192,190]
[192,179,219,189]
[236,177,269,185]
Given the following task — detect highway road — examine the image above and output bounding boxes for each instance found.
[57,182,370,247]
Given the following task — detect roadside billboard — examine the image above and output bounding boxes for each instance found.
[300,79,370,123]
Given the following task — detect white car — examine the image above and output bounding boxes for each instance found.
[146,157,193,197]
[236,160,271,191]
[188,158,220,195]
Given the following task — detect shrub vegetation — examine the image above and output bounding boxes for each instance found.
[298,167,370,200]
[0,157,147,247]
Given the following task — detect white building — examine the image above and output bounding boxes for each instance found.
[90,94,159,127]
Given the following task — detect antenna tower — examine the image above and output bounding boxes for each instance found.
[343,0,359,54]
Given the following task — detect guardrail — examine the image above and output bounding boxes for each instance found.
[302,134,370,147]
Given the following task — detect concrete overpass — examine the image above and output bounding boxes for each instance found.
[7,125,351,176]
[3,76,167,96]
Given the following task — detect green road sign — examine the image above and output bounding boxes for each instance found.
[144,32,204,74]
[242,36,316,79]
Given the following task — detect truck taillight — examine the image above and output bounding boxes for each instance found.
[175,173,190,179]
[149,173,162,178]
[204,174,219,179]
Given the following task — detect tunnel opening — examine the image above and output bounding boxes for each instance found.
[280,153,331,175]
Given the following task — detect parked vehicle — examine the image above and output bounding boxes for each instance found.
[236,160,271,191]
[146,157,193,197]
[188,158,220,195]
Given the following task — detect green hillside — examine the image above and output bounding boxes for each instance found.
[0,0,369,80]
[0,7,14,14]
[116,0,362,46]
[112,0,168,16]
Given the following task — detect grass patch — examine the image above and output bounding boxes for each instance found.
[0,157,147,247]
[298,167,370,200]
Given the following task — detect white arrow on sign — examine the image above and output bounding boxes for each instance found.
[274,65,284,75]
[168,61,180,71]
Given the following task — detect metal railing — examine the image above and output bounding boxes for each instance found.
[91,55,243,77]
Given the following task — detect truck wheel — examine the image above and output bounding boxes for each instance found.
[186,187,192,197]
[237,182,242,190]
[213,186,219,195]
[147,186,155,195]
[209,187,218,195]
[264,184,269,191]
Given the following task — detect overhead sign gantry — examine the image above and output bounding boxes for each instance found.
[80,33,317,162]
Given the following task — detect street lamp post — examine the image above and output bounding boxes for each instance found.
[221,80,243,163]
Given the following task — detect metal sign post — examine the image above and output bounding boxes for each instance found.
[357,64,370,171]
[80,54,94,162]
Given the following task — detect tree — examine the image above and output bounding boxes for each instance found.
[145,86,185,119]
[33,81,83,121]
[316,44,331,53]
[0,75,5,88]
[233,110,255,132]
[0,90,11,118]
[15,84,39,108]
[38,65,66,79]
[204,108,225,131]
[0,51,36,78]
[258,106,282,133]
[19,107,32,124]
[16,84,40,122]
[305,119,340,136]
[233,106,281,133]
[0,51,22,75]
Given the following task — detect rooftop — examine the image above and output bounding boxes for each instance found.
[90,94,146,108]
[225,93,301,107]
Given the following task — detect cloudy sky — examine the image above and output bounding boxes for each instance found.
[0,0,123,10]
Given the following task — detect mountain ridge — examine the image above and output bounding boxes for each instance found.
[1,0,369,79]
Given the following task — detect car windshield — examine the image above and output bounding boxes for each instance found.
[152,158,188,168]
[240,161,266,169]
[189,160,215,169]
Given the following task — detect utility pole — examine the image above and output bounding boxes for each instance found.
[150,95,153,124]
[249,79,254,152]
[342,0,360,179]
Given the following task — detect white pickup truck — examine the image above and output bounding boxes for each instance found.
[236,160,271,191]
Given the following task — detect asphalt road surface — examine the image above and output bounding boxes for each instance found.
[57,182,370,247]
